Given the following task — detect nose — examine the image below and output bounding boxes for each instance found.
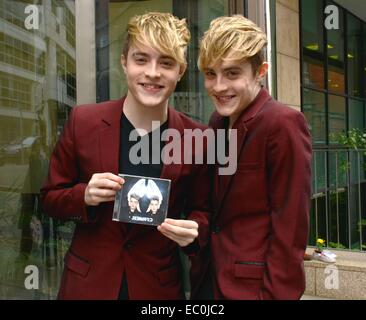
[144,62,161,78]
[212,75,228,93]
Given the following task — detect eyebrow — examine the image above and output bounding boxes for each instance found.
[132,52,175,61]
[204,66,242,72]
[222,66,242,72]
[132,52,149,58]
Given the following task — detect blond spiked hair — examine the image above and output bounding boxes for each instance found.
[198,15,267,73]
[123,12,190,66]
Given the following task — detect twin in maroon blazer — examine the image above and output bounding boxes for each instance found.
[40,98,210,299]
[207,88,312,299]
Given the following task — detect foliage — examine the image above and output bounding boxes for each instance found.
[316,238,325,252]
[328,241,346,249]
[357,219,366,233]
[329,128,366,150]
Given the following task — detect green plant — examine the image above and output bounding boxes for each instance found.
[330,128,366,150]
[328,241,346,249]
[357,219,366,233]
[329,128,366,173]
[316,238,326,252]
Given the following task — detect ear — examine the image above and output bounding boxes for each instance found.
[257,62,269,79]
[121,54,127,73]
[178,63,187,81]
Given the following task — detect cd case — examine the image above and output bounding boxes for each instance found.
[112,174,171,226]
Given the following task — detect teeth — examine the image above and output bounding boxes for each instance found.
[217,95,234,102]
[143,84,162,89]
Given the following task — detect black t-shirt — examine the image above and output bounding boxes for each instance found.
[118,112,168,300]
[119,113,168,178]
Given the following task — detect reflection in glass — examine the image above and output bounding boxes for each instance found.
[312,150,327,193]
[301,0,324,90]
[348,99,364,130]
[327,4,344,94]
[302,88,326,144]
[329,150,347,189]
[0,0,76,299]
[364,25,366,98]
[328,94,346,139]
[347,14,362,98]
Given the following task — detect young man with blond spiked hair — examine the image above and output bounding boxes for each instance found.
[198,15,312,300]
[41,12,210,300]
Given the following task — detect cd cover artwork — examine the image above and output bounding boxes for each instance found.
[112,174,171,226]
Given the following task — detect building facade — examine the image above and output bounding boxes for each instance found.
[0,0,365,299]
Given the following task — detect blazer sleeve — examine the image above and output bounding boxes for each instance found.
[181,127,214,257]
[40,107,97,224]
[258,110,312,300]
[182,161,212,257]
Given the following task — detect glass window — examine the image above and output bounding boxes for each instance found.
[301,0,324,90]
[302,88,326,144]
[328,94,346,138]
[0,0,76,299]
[348,98,364,130]
[327,3,345,94]
[347,14,362,98]
[364,22,366,98]
[97,0,229,124]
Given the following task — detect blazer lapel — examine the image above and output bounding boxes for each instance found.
[213,88,272,219]
[98,98,125,174]
[214,121,248,219]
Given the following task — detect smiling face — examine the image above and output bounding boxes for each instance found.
[121,42,185,110]
[203,57,267,125]
[149,199,159,214]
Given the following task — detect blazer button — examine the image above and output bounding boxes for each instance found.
[211,226,220,234]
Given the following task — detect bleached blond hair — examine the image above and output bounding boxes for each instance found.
[123,12,190,66]
[198,15,268,73]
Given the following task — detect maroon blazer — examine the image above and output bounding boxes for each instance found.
[208,88,312,300]
[40,98,210,300]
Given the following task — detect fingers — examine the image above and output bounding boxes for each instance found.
[90,173,124,190]
[85,172,124,206]
[88,195,116,203]
[164,218,198,229]
[93,173,125,184]
[91,178,122,191]
[157,219,199,247]
[158,228,192,247]
[87,188,117,198]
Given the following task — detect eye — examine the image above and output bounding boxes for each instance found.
[204,70,216,78]
[226,71,240,79]
[160,60,175,68]
[134,57,147,64]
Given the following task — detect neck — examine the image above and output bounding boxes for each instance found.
[123,93,168,132]
[228,85,262,129]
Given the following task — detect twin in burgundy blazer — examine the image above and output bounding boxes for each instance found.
[40,98,210,299]
[208,88,312,300]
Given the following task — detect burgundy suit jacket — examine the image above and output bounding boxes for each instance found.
[40,98,210,300]
[208,88,312,300]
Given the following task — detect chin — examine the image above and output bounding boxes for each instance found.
[139,97,166,108]
[214,105,235,118]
